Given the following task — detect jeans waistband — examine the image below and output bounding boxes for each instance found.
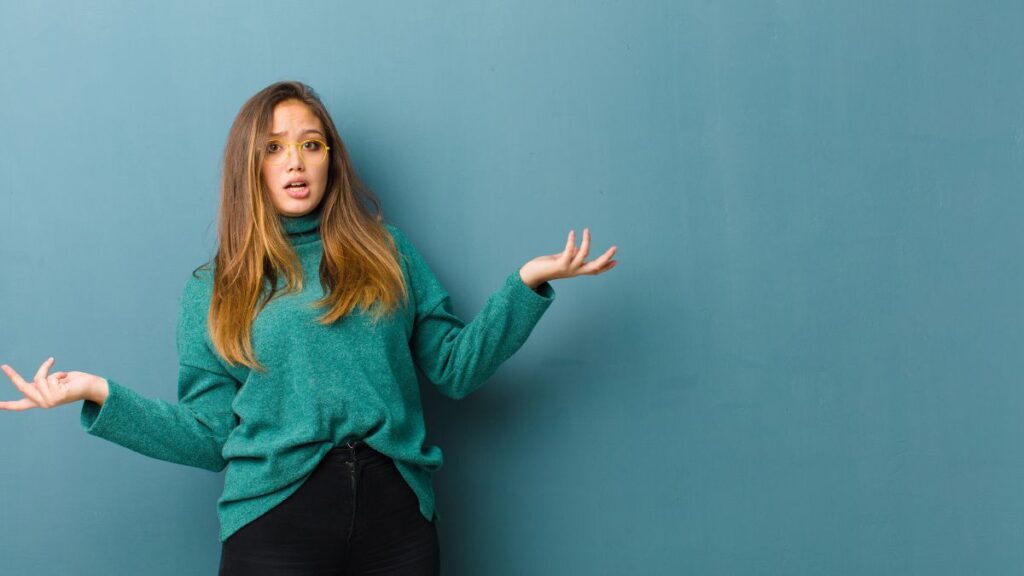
[330,439,379,457]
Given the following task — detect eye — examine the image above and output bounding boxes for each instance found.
[265,141,282,154]
[302,140,323,151]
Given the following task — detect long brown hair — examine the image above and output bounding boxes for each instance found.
[199,81,407,372]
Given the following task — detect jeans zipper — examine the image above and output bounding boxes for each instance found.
[346,456,358,540]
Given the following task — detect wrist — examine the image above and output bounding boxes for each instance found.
[518,269,541,291]
[87,377,110,406]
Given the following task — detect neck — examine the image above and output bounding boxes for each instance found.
[279,204,323,245]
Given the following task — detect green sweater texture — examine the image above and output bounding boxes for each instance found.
[79,205,556,542]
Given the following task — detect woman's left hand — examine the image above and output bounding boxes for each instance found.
[519,228,618,289]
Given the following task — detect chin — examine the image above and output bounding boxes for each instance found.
[276,195,323,216]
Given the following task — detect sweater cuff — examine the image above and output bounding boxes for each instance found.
[80,379,134,440]
[505,270,556,311]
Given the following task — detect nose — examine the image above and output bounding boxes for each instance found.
[285,143,305,170]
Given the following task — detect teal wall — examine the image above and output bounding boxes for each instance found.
[2,1,1023,574]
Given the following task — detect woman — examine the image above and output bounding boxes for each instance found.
[0,80,618,574]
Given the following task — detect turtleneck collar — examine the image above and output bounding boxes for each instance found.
[279,204,323,246]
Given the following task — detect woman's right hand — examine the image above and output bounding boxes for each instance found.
[0,357,108,411]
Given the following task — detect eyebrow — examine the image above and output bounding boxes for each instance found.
[270,129,324,137]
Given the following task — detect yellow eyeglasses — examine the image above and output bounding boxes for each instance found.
[263,139,331,166]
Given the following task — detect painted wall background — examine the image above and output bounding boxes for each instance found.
[2,1,1022,574]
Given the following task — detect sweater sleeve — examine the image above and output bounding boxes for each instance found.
[389,225,556,400]
[79,274,239,472]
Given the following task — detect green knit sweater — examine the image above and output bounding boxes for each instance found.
[79,206,556,542]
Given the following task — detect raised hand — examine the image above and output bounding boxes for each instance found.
[518,228,618,289]
[0,358,106,411]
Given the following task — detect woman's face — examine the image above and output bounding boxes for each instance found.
[261,99,330,217]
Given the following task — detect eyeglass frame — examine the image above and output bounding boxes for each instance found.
[262,138,332,166]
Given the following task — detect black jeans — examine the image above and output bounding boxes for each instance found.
[219,441,440,575]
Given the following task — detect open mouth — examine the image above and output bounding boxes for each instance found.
[285,181,309,198]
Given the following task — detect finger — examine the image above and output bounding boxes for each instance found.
[0,398,37,411]
[34,357,55,383]
[591,245,617,265]
[35,358,59,405]
[581,259,618,276]
[579,246,618,274]
[571,228,591,268]
[1,365,43,405]
[561,230,576,262]
[40,374,67,406]
[2,364,31,390]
